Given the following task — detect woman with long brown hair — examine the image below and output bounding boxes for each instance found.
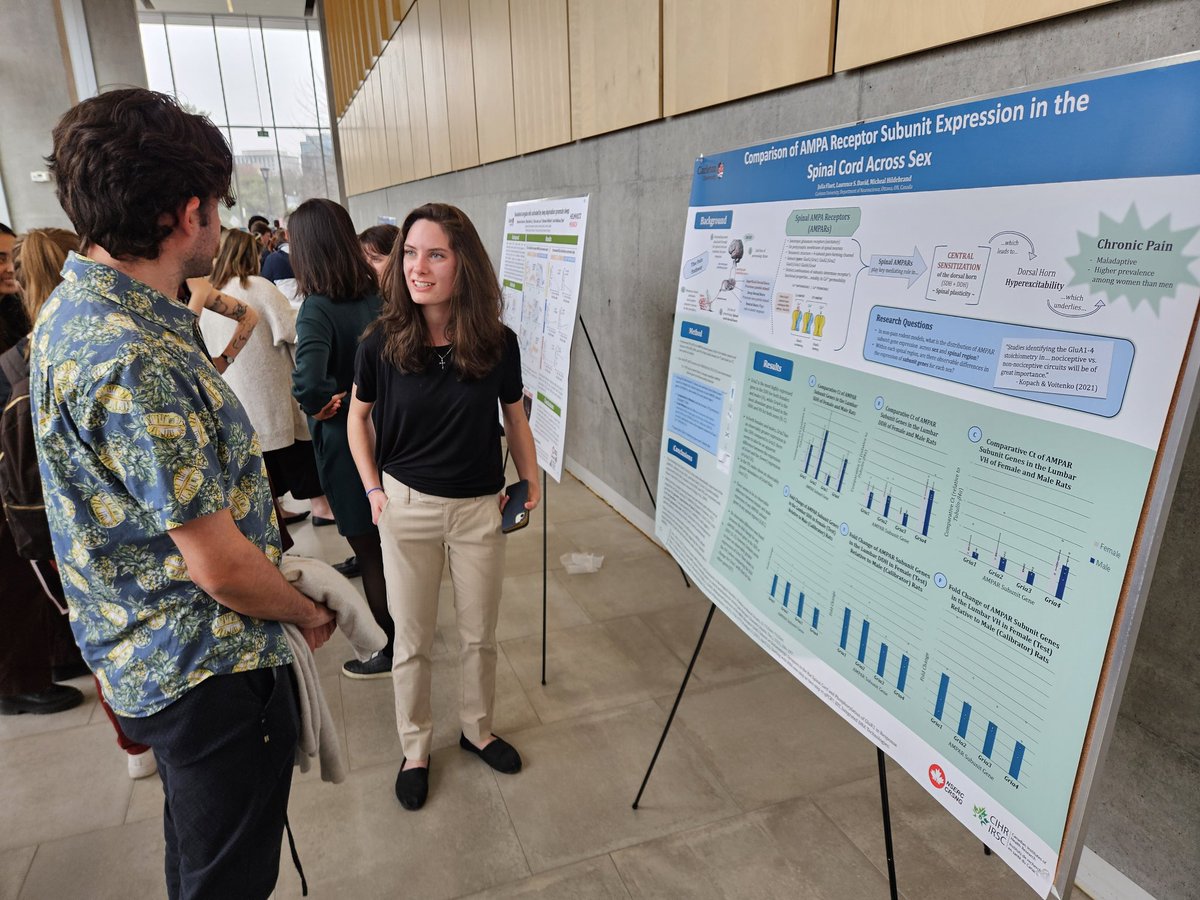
[290,198,391,675]
[347,202,539,811]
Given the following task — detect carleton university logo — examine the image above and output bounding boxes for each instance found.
[928,764,946,790]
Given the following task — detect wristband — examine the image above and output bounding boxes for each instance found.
[221,353,235,366]
[366,487,384,498]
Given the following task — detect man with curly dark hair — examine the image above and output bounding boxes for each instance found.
[33,88,336,900]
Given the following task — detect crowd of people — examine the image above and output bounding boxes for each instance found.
[0,87,538,898]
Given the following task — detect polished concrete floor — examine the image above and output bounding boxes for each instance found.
[0,472,1043,899]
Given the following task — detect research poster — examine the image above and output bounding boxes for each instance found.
[655,58,1200,896]
[498,196,590,479]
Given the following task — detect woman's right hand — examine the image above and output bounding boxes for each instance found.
[312,391,346,421]
[368,488,388,525]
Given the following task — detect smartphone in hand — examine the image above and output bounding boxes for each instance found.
[502,480,531,533]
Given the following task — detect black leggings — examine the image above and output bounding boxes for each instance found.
[347,528,393,655]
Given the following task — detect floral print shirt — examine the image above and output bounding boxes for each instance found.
[30,253,291,716]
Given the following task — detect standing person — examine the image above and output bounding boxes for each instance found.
[0,226,85,717]
[199,229,329,531]
[36,88,335,899]
[289,198,392,676]
[262,223,302,308]
[347,203,540,811]
[359,223,399,283]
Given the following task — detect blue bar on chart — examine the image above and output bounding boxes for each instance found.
[825,473,831,486]
[840,607,851,650]
[921,488,935,537]
[1010,742,1026,780]
[958,702,972,739]
[857,619,870,663]
[897,654,909,692]
[901,512,909,527]
[983,721,998,758]
[972,550,979,560]
[770,574,778,597]
[811,607,820,629]
[1026,570,1035,586]
[1055,564,1069,600]
[999,556,1007,572]
[883,494,891,518]
[795,593,805,619]
[935,673,949,719]
[837,459,847,492]
[867,489,874,509]
[876,643,888,677]
[804,445,812,474]
[783,582,791,609]
[814,430,829,480]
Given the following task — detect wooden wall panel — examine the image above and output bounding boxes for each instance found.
[509,0,571,154]
[378,0,397,41]
[440,0,480,170]
[567,0,660,140]
[419,0,454,175]
[662,0,835,116]
[382,38,416,184]
[468,0,516,164]
[369,68,389,191]
[401,11,433,180]
[364,0,382,62]
[835,0,1117,71]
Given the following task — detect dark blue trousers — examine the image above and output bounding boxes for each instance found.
[119,666,299,900]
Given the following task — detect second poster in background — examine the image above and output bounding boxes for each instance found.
[498,196,590,480]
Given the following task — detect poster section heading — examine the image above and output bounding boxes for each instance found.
[691,61,1200,205]
[498,196,590,480]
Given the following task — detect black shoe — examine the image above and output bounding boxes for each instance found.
[0,684,85,716]
[281,509,311,525]
[459,732,522,774]
[341,651,392,680]
[332,555,360,578]
[51,661,91,682]
[312,516,336,527]
[395,759,429,810]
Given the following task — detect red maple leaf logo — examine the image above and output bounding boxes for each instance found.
[928,764,946,790]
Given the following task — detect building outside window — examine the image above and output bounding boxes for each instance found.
[139,13,339,227]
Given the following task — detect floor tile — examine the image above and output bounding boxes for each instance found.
[0,721,133,851]
[541,474,620,525]
[0,846,35,900]
[503,620,686,723]
[341,650,539,772]
[556,516,663,564]
[812,770,1032,900]
[504,522,582,577]
[495,701,740,873]
[0,675,100,741]
[670,672,878,811]
[125,769,165,824]
[275,752,530,899]
[640,603,779,685]
[18,816,167,900]
[555,553,700,622]
[460,855,631,899]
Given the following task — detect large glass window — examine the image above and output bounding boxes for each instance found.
[138,13,339,227]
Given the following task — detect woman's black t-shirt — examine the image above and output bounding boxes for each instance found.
[354,326,523,498]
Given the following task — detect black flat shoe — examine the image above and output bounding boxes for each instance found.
[281,509,310,525]
[459,732,522,774]
[395,759,429,810]
[312,516,336,527]
[0,684,85,716]
[332,555,360,578]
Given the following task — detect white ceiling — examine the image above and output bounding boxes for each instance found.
[134,0,312,17]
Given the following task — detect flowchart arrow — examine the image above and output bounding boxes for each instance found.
[1047,298,1105,318]
[868,247,926,287]
[989,230,1037,260]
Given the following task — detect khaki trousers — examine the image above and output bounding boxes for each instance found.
[380,473,505,760]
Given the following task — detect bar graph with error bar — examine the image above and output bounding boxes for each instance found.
[964,532,1073,601]
[933,670,1031,783]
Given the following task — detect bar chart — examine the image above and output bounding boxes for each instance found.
[796,405,858,495]
[859,421,944,536]
[837,603,913,695]
[768,572,821,632]
[932,670,1031,782]
[964,533,1073,599]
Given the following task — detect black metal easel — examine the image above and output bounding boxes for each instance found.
[579,316,690,589]
[632,606,902,900]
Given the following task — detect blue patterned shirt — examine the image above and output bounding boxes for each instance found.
[30,254,292,716]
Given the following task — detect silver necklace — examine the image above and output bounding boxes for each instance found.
[434,345,453,370]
